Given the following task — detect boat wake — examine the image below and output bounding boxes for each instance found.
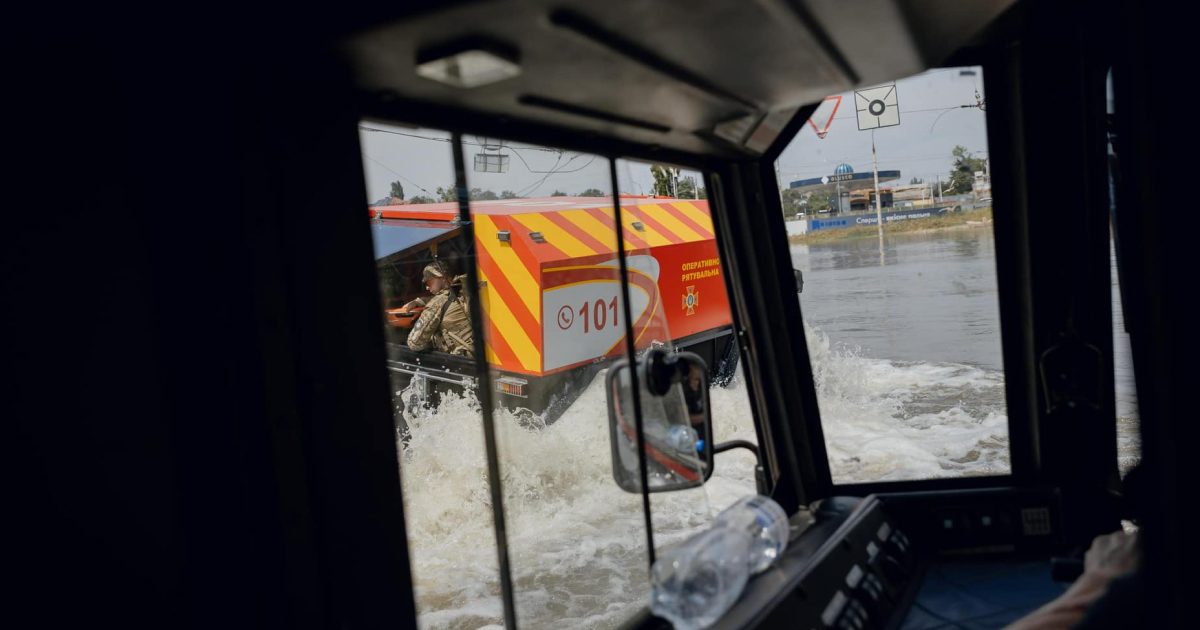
[393,321,1012,630]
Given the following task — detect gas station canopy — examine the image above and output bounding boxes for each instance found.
[789,170,902,194]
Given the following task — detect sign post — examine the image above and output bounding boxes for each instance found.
[872,134,883,258]
[855,85,900,265]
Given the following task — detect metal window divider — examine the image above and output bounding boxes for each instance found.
[452,132,518,629]
[610,158,657,570]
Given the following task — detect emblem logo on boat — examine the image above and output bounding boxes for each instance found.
[682,286,699,316]
[557,305,574,330]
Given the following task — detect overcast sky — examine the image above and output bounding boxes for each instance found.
[777,66,988,189]
[358,66,986,202]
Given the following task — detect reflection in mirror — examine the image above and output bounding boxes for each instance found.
[607,349,713,493]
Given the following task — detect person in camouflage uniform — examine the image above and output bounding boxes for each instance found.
[406,261,475,357]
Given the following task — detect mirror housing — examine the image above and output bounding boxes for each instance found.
[794,268,804,294]
[606,348,714,493]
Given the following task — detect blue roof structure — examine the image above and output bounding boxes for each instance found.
[370,221,460,261]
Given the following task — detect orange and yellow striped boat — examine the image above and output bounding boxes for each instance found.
[370,195,736,418]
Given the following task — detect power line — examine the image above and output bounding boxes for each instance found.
[514,154,568,198]
[359,126,455,144]
[778,152,874,169]
[780,149,991,179]
[362,125,608,198]
[514,153,599,198]
[358,125,558,152]
[829,105,962,121]
[780,144,988,172]
[507,148,599,174]
[509,148,539,173]
[361,153,433,196]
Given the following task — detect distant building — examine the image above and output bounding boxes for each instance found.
[891,184,934,201]
[973,170,992,198]
[789,164,901,214]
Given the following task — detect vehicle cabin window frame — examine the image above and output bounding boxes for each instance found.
[764,50,1119,498]
[354,43,1123,625]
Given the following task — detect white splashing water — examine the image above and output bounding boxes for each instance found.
[394,321,1009,630]
[804,324,1010,483]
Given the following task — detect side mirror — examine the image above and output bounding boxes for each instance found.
[794,268,804,294]
[606,348,713,493]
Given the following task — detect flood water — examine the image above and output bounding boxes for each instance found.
[396,227,1140,630]
[791,228,1139,480]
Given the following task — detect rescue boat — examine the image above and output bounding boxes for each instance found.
[369,195,738,423]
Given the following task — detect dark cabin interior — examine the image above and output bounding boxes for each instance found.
[6,1,1194,629]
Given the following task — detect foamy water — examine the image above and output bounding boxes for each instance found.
[805,325,1010,483]
[388,231,1139,629]
[394,320,1014,630]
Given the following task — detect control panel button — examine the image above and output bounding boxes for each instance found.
[822,590,848,627]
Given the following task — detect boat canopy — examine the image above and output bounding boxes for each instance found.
[369,220,462,262]
[370,196,715,264]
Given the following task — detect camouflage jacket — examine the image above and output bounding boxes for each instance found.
[407,275,474,357]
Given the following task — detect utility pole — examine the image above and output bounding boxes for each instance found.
[872,132,884,265]
[775,160,785,214]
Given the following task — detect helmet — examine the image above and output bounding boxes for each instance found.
[422,260,449,282]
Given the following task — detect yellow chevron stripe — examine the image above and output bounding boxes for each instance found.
[510,212,597,258]
[478,268,540,373]
[672,201,715,234]
[474,215,541,324]
[477,273,499,366]
[639,204,704,243]
[558,209,621,251]
[597,206,673,247]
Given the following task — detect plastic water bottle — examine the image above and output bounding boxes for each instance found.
[714,495,789,574]
[650,495,789,630]
[651,526,751,630]
[668,424,700,452]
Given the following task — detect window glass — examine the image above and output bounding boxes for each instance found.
[459,139,655,629]
[1106,69,1140,475]
[1111,238,1139,475]
[359,123,503,629]
[361,128,763,629]
[780,66,1010,483]
[613,159,760,551]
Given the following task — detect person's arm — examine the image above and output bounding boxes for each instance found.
[407,294,446,352]
[1003,531,1139,630]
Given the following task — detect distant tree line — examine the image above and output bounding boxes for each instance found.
[780,188,833,218]
[649,166,706,199]
[948,146,986,196]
